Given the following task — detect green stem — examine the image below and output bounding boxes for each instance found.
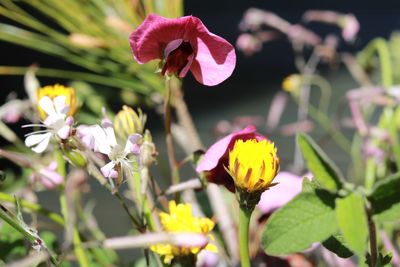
[56,148,90,267]
[239,207,252,267]
[306,103,351,154]
[0,204,60,266]
[357,38,393,88]
[0,192,64,226]
[164,80,180,188]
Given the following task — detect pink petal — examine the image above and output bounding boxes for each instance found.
[57,125,71,140]
[39,166,64,189]
[190,27,236,86]
[257,172,303,214]
[196,125,265,191]
[101,162,118,178]
[130,14,195,64]
[130,14,236,85]
[125,133,142,154]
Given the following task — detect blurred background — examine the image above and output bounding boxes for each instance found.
[1,0,400,263]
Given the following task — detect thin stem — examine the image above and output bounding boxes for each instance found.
[366,204,377,267]
[0,204,60,266]
[164,80,180,186]
[239,207,252,267]
[173,82,203,150]
[0,192,64,226]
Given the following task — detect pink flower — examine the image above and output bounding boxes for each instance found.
[341,14,359,42]
[257,172,303,214]
[129,14,236,86]
[196,125,265,192]
[30,161,63,189]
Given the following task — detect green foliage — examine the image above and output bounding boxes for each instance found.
[322,234,354,258]
[0,0,183,105]
[0,223,28,262]
[297,133,345,193]
[368,172,400,223]
[336,193,368,257]
[261,190,338,255]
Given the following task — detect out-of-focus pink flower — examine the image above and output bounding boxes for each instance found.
[31,161,63,189]
[303,10,359,42]
[341,14,360,42]
[76,124,96,150]
[236,33,262,56]
[196,250,219,267]
[0,99,27,123]
[257,171,303,214]
[196,125,266,192]
[129,14,236,86]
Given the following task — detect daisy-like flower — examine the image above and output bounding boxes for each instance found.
[36,84,77,119]
[130,14,236,86]
[150,201,217,264]
[196,125,266,192]
[91,120,141,180]
[24,96,73,153]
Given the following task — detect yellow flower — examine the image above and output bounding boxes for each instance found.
[282,74,302,93]
[150,201,217,264]
[228,139,279,193]
[36,84,77,119]
[113,105,146,140]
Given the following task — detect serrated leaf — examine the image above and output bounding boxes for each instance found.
[297,134,344,193]
[322,234,354,258]
[336,193,368,257]
[262,191,338,255]
[368,172,400,223]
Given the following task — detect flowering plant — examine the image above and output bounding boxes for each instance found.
[0,4,399,267]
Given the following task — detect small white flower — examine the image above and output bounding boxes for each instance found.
[91,121,141,179]
[24,96,73,153]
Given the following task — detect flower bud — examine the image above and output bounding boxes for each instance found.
[36,84,77,119]
[63,149,87,168]
[227,138,279,211]
[114,105,146,141]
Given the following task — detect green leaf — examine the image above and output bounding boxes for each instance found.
[301,177,319,193]
[336,193,368,257]
[297,134,344,193]
[368,172,400,223]
[322,234,354,258]
[262,191,338,255]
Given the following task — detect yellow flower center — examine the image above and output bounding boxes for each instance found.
[150,201,217,264]
[37,84,77,119]
[228,139,279,193]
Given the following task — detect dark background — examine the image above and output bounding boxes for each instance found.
[1,1,400,108]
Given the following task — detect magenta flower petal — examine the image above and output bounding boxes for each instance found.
[189,18,236,86]
[196,125,265,191]
[257,172,303,214]
[130,14,236,86]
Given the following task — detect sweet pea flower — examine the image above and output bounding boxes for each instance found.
[24,96,73,153]
[196,125,266,192]
[91,120,141,179]
[129,14,236,86]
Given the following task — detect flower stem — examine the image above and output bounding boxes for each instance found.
[164,80,180,187]
[239,206,252,267]
[366,204,378,267]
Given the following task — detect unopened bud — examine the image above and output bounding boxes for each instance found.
[64,149,87,168]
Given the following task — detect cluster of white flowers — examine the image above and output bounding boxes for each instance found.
[24,96,141,182]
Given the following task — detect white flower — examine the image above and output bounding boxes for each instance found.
[91,121,141,179]
[24,96,73,153]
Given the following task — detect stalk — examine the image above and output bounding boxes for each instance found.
[239,207,252,267]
